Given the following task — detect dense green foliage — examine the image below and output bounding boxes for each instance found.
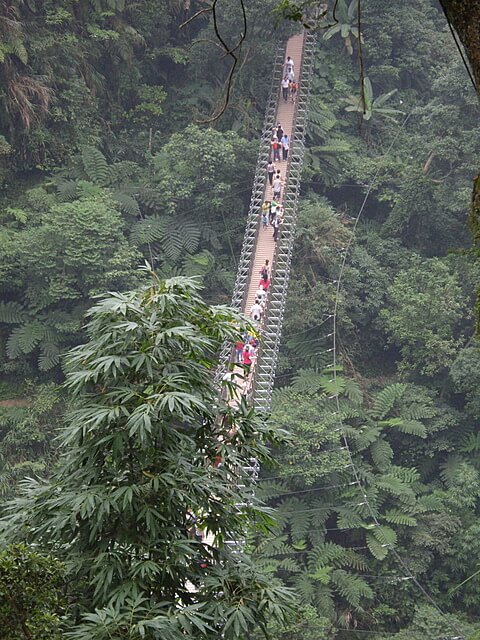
[0,543,64,639]
[0,0,480,638]
[1,275,291,638]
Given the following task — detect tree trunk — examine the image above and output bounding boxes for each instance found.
[441,1,480,89]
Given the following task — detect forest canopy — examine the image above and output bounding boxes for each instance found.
[0,1,480,639]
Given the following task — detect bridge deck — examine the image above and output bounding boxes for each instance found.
[243,32,305,316]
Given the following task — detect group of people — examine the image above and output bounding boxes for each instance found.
[261,199,283,240]
[270,123,290,163]
[249,260,271,325]
[281,55,298,103]
[225,55,297,385]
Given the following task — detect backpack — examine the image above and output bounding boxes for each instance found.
[261,266,268,280]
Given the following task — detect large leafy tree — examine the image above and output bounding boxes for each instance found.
[1,273,291,638]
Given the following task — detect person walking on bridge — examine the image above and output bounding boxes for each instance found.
[267,160,275,186]
[281,75,290,102]
[273,214,282,242]
[269,199,277,225]
[290,80,298,103]
[281,134,289,161]
[285,55,294,75]
[260,259,270,280]
[250,302,262,322]
[271,137,281,162]
[273,174,282,200]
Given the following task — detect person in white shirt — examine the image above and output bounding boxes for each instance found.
[281,134,290,161]
[285,56,295,75]
[256,288,267,304]
[250,302,262,322]
[273,175,282,199]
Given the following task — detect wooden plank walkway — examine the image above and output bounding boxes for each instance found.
[243,32,305,315]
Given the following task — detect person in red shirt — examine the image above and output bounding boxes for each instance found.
[271,137,281,162]
[243,345,253,368]
[259,276,270,291]
[234,339,244,363]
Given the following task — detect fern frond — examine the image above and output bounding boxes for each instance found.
[130,215,167,246]
[0,301,26,324]
[291,369,326,394]
[371,383,407,418]
[394,419,427,438]
[278,557,301,572]
[440,455,467,488]
[113,191,141,217]
[366,532,388,560]
[338,548,369,571]
[55,179,78,201]
[335,509,366,530]
[460,433,480,454]
[38,342,61,371]
[343,378,363,404]
[136,185,163,210]
[389,466,420,485]
[81,146,110,186]
[354,426,382,451]
[291,573,315,604]
[384,510,417,527]
[413,494,443,513]
[375,474,410,497]
[331,570,374,607]
[370,437,393,470]
[291,518,316,547]
[371,524,397,547]
[7,323,43,358]
[161,219,201,261]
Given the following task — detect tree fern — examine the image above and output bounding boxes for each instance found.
[307,542,346,571]
[343,378,363,404]
[392,419,427,438]
[330,570,373,608]
[384,510,417,527]
[113,191,141,217]
[0,301,26,324]
[366,532,388,560]
[81,146,110,186]
[371,383,407,418]
[440,455,468,488]
[130,215,167,246]
[291,573,316,604]
[370,437,393,470]
[375,474,411,497]
[335,508,366,530]
[7,323,44,358]
[55,179,78,202]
